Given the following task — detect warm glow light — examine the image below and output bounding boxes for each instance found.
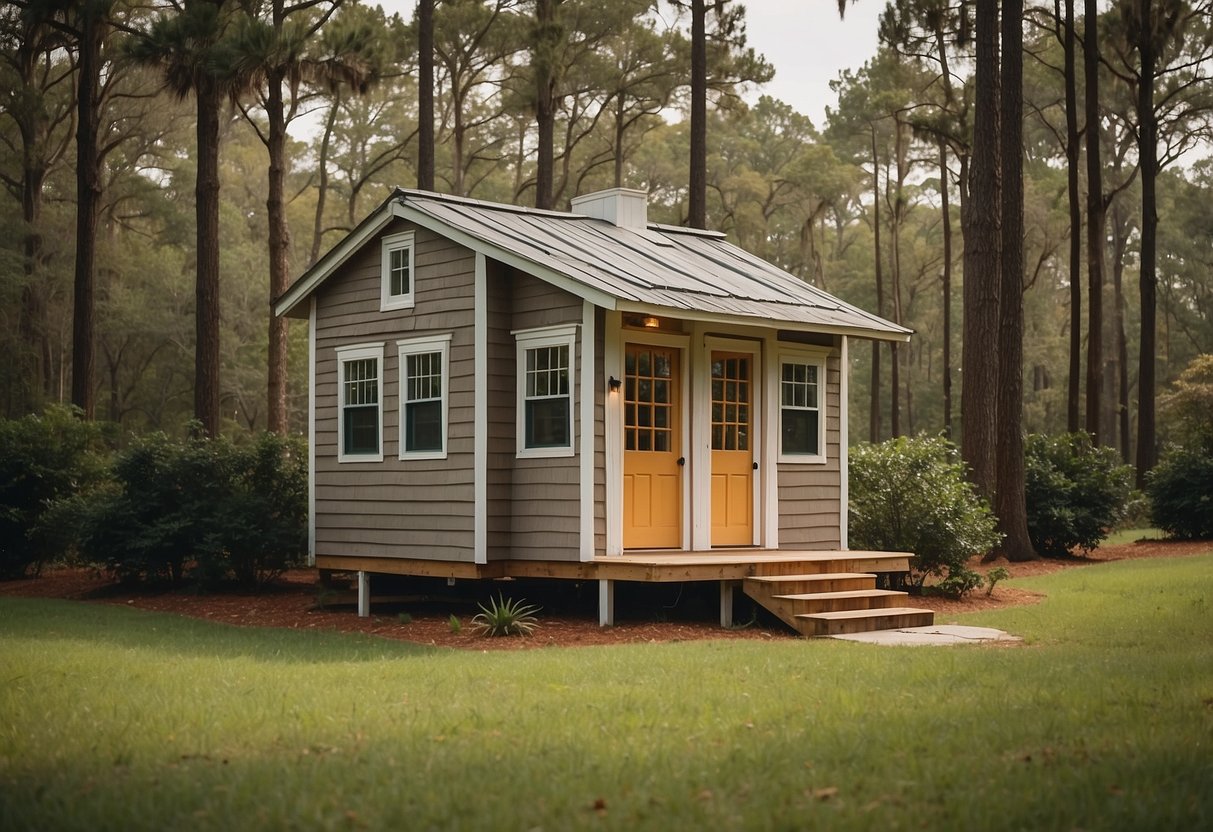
[642,316,660,328]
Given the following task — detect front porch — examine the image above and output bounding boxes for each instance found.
[321,549,935,637]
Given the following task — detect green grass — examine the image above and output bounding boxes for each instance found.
[1103,527,1167,546]
[3,554,1212,831]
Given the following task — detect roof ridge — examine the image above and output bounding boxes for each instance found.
[394,188,585,220]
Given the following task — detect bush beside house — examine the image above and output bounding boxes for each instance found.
[848,435,1002,595]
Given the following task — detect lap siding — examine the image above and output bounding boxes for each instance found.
[313,220,476,563]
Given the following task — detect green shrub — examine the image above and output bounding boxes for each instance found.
[1147,356,1213,541]
[471,595,541,637]
[848,435,1002,590]
[0,406,108,578]
[1023,433,1134,557]
[1147,445,1213,540]
[63,431,307,587]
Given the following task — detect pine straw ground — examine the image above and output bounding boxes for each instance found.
[2,537,1209,651]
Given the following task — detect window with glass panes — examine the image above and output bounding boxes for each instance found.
[403,350,442,453]
[626,346,676,452]
[342,357,380,456]
[523,343,571,448]
[780,360,821,457]
[380,231,415,311]
[711,354,751,451]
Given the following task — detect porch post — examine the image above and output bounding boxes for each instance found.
[357,570,370,618]
[598,579,615,627]
[720,580,735,628]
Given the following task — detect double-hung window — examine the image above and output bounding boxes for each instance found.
[779,355,826,462]
[398,335,450,459]
[380,231,415,311]
[337,343,385,462]
[514,325,577,458]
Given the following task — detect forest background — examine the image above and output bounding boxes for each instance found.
[2,0,1211,486]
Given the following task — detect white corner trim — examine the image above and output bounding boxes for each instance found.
[307,298,316,566]
[396,334,452,461]
[579,301,595,562]
[335,342,385,463]
[762,333,779,550]
[604,311,623,556]
[380,230,416,312]
[474,254,488,565]
[839,336,849,550]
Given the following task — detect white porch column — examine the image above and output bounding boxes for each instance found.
[598,579,615,627]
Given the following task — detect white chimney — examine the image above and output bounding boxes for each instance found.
[569,188,648,229]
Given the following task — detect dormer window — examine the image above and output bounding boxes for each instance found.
[381,231,415,311]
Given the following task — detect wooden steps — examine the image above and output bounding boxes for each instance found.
[797,607,936,637]
[742,561,934,638]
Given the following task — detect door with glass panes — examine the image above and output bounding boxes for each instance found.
[710,351,754,546]
[622,344,681,549]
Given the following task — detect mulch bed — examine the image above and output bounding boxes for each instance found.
[3,537,1208,650]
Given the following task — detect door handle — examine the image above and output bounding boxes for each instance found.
[752,462,758,470]
[677,457,686,466]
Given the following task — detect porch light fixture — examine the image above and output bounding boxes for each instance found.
[608,376,622,392]
[642,316,661,328]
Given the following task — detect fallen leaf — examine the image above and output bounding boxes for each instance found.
[811,786,839,801]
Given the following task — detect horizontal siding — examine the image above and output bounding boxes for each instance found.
[313,220,476,563]
[778,354,843,550]
[593,308,606,555]
[506,270,583,561]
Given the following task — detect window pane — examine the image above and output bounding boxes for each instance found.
[782,408,819,455]
[526,397,569,448]
[344,405,378,455]
[406,400,442,452]
[390,248,410,297]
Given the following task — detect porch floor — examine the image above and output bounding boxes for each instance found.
[591,549,914,582]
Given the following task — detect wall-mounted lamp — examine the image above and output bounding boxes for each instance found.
[641,316,661,328]
[608,376,622,393]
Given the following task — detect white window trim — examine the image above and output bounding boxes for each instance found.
[380,230,416,312]
[778,350,827,465]
[336,342,385,463]
[397,334,452,461]
[513,323,578,459]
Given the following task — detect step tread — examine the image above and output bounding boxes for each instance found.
[746,572,876,583]
[797,606,935,621]
[773,589,907,602]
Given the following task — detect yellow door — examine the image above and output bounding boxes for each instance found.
[711,351,754,546]
[623,344,681,549]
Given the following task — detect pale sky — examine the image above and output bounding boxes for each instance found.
[374,0,883,130]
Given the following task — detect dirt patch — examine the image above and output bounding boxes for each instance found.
[3,537,1208,650]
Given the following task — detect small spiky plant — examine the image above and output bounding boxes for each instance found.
[471,595,541,637]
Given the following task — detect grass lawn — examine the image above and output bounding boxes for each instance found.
[2,553,1211,831]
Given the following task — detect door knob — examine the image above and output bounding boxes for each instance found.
[752,462,758,470]
[677,457,686,466]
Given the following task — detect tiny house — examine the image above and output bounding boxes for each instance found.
[276,188,928,634]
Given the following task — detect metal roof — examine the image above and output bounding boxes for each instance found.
[276,189,910,342]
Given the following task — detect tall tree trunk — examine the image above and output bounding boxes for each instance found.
[19,161,49,411]
[889,125,907,439]
[1135,0,1158,486]
[940,138,953,439]
[310,94,338,265]
[534,0,557,209]
[71,8,102,420]
[961,0,1001,500]
[1063,0,1083,434]
[417,0,435,191]
[195,75,222,436]
[1083,0,1105,444]
[688,0,707,228]
[265,63,290,435]
[1111,202,1131,462]
[869,125,883,444]
[995,0,1036,561]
